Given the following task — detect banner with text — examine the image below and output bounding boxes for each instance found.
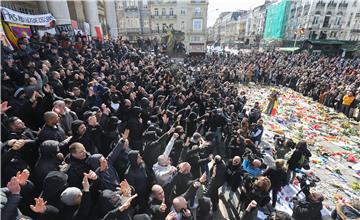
[1,7,55,26]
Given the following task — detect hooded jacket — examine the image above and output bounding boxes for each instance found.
[125,151,149,196]
[41,171,68,209]
[33,140,62,192]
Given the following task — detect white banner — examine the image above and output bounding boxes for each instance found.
[1,7,55,26]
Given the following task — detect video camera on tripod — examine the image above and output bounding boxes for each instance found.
[294,169,320,198]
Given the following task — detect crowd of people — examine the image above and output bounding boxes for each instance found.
[1,31,360,220]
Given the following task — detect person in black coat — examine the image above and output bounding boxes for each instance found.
[287,141,312,183]
[127,107,144,152]
[292,192,324,220]
[38,111,66,143]
[149,184,167,220]
[169,162,193,201]
[58,174,95,220]
[263,159,288,207]
[124,150,150,214]
[143,130,171,169]
[86,137,129,191]
[40,171,68,212]
[65,143,91,189]
[227,135,246,159]
[223,156,243,199]
[207,155,227,212]
[33,140,63,195]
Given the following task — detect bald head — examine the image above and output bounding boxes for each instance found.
[173,196,187,211]
[232,156,241,166]
[157,155,170,166]
[178,162,191,174]
[252,159,261,168]
[152,184,165,201]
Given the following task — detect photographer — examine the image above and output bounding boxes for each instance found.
[292,191,324,220]
[242,149,263,177]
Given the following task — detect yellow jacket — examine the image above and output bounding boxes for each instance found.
[342,95,355,106]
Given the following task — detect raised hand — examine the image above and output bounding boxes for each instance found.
[119,194,138,212]
[84,170,98,181]
[165,211,177,220]
[30,197,47,213]
[199,173,207,184]
[159,202,167,212]
[7,177,20,194]
[172,133,179,139]
[82,175,90,192]
[16,169,30,186]
[1,101,12,114]
[119,179,131,197]
[182,208,192,217]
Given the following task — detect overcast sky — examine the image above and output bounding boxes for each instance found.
[207,0,266,27]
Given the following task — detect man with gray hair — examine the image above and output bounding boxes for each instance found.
[53,100,78,136]
[152,133,179,186]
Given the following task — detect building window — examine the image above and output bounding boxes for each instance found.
[335,17,341,26]
[157,24,160,33]
[194,7,201,16]
[323,15,331,27]
[313,16,319,25]
[170,8,173,16]
[192,19,203,31]
[155,8,158,16]
[181,8,185,15]
[162,8,166,16]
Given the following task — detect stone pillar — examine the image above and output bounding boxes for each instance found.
[37,1,49,14]
[104,0,119,38]
[47,0,71,25]
[83,1,101,37]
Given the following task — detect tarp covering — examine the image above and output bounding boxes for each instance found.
[263,0,290,40]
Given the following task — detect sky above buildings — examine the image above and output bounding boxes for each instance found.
[207,0,266,27]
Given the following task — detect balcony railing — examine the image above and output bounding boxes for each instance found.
[190,0,207,3]
[124,5,138,11]
[119,28,142,33]
[327,1,337,8]
[149,0,176,4]
[316,1,326,8]
[151,15,177,19]
[193,12,203,17]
